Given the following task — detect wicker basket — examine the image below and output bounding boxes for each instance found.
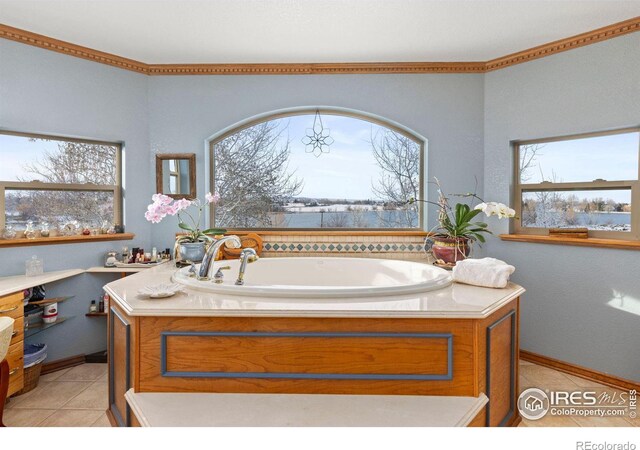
[15,361,43,396]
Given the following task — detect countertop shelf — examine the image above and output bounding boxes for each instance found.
[0,233,135,248]
[24,316,72,338]
[0,269,85,297]
[28,295,75,307]
[86,312,107,317]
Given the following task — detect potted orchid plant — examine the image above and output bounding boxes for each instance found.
[145,192,226,262]
[407,179,515,266]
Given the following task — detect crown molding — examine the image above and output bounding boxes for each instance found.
[485,15,640,71]
[1,16,639,76]
[146,61,487,75]
[0,23,148,74]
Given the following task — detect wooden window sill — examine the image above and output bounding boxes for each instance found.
[499,234,640,251]
[0,233,135,248]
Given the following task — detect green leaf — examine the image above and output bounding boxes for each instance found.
[178,222,193,231]
[201,228,227,235]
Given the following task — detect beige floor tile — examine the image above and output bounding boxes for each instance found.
[624,415,639,427]
[91,413,112,427]
[9,381,93,409]
[522,415,581,427]
[61,380,108,410]
[573,415,635,427]
[38,409,105,427]
[2,408,56,427]
[520,364,581,391]
[519,374,536,391]
[97,371,108,382]
[563,373,608,389]
[519,359,535,366]
[57,363,107,381]
[39,368,72,382]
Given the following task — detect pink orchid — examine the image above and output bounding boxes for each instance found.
[205,192,221,204]
[151,193,173,205]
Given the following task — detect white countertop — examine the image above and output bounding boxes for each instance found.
[105,261,524,319]
[0,266,152,297]
[125,389,488,427]
[0,269,85,297]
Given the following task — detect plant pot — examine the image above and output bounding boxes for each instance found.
[178,241,206,262]
[428,236,471,265]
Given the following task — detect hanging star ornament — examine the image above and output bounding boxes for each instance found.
[301,110,334,157]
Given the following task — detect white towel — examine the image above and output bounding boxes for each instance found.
[452,257,515,289]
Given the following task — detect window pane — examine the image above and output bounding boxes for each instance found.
[0,134,118,184]
[5,189,115,228]
[521,189,631,232]
[213,114,422,229]
[519,132,639,184]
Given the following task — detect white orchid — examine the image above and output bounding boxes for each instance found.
[474,202,516,219]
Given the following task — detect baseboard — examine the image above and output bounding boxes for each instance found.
[41,354,86,375]
[521,350,640,392]
[85,350,108,364]
[105,409,117,427]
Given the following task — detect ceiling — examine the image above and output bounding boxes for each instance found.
[0,0,639,64]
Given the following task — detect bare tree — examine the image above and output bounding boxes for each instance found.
[8,140,118,226]
[349,206,369,228]
[518,143,545,182]
[370,129,420,227]
[325,210,349,228]
[213,121,303,227]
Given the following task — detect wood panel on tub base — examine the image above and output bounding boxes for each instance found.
[108,299,520,427]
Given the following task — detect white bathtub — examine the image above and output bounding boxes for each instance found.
[172,257,452,298]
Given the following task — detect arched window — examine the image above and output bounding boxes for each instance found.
[209,109,424,230]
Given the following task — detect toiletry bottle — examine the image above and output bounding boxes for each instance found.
[99,299,104,312]
[152,247,157,262]
[89,300,98,313]
[103,293,109,312]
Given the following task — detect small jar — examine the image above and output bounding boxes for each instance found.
[3,225,17,240]
[40,222,50,238]
[26,255,44,276]
[25,221,37,239]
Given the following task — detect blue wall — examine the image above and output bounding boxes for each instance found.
[484,33,640,381]
[147,74,486,248]
[0,40,152,361]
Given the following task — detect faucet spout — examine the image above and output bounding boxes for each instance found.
[198,235,241,280]
[235,248,259,285]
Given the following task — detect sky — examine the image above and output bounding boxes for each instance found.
[275,114,393,199]
[0,134,63,181]
[520,131,639,203]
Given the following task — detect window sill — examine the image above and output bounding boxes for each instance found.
[0,233,135,248]
[499,234,640,251]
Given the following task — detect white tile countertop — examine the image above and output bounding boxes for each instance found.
[104,261,524,319]
[125,389,488,427]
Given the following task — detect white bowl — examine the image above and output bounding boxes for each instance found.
[0,317,15,362]
[137,283,184,299]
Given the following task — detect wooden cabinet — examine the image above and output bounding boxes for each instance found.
[0,292,25,397]
[108,298,520,427]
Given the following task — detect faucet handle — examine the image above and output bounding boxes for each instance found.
[213,265,231,284]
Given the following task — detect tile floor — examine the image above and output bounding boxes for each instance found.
[3,363,110,427]
[2,361,637,427]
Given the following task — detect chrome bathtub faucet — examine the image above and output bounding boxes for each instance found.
[235,248,259,285]
[198,235,241,280]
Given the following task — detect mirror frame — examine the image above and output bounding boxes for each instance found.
[155,153,197,200]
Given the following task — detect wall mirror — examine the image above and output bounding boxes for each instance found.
[155,153,196,199]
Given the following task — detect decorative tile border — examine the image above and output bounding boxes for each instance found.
[258,233,431,261]
[263,242,425,253]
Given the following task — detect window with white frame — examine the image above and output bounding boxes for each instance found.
[514,128,640,240]
[0,131,122,236]
[209,111,424,230]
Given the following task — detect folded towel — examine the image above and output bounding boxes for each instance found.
[452,257,515,289]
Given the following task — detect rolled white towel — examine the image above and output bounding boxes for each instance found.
[452,257,515,289]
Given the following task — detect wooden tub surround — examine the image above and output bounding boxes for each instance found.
[104,262,524,427]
